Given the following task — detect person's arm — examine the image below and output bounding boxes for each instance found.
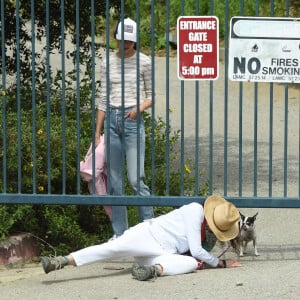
[182,204,219,267]
[95,56,107,144]
[140,98,152,112]
[182,203,241,268]
[141,55,153,112]
[125,54,152,120]
[95,109,106,144]
[125,98,152,120]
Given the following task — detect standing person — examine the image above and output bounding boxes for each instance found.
[40,195,242,281]
[94,18,154,239]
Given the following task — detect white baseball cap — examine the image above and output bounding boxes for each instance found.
[115,18,137,43]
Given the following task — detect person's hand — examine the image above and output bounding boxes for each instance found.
[225,258,241,268]
[95,134,101,146]
[125,107,138,120]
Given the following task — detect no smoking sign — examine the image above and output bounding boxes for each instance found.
[177,16,219,80]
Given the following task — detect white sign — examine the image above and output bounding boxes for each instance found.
[229,17,300,83]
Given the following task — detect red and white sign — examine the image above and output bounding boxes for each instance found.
[177,16,219,80]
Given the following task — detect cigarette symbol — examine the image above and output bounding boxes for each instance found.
[251,44,258,52]
[282,45,291,52]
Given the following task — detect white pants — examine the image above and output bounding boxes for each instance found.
[71,221,198,276]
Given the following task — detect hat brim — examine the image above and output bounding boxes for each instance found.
[116,33,136,43]
[204,195,239,242]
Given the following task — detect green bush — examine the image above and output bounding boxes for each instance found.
[0,65,110,252]
[0,70,208,254]
[120,0,290,51]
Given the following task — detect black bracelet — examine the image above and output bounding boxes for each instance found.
[222,259,227,268]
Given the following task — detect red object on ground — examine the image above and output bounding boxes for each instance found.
[0,233,40,265]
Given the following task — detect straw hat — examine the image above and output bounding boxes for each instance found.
[204,195,240,241]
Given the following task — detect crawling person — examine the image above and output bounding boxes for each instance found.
[40,195,241,281]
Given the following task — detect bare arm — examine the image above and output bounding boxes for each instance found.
[125,98,152,120]
[95,109,106,144]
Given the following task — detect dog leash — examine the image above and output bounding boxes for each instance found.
[196,224,242,270]
[196,243,232,270]
[217,224,243,259]
[217,243,232,258]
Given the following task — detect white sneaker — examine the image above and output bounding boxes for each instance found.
[108,234,121,242]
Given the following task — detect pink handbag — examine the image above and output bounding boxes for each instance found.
[80,135,112,220]
[80,136,106,183]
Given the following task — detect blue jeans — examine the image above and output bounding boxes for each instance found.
[105,107,154,235]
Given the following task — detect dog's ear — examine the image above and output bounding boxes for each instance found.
[253,212,258,219]
[239,212,245,219]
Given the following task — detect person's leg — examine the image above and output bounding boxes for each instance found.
[124,115,154,221]
[40,221,163,274]
[106,110,128,235]
[151,254,198,276]
[133,254,198,278]
[72,222,165,266]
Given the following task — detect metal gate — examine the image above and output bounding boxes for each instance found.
[0,1,299,208]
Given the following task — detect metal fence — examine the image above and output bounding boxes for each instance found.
[0,1,299,208]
